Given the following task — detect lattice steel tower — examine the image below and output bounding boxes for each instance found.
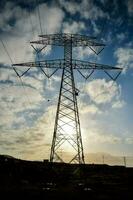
[12,33,122,164]
[50,35,84,164]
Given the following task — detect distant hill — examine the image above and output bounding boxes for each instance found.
[1,152,133,167]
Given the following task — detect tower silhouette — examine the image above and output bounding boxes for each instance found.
[12,33,122,164]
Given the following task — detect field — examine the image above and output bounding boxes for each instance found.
[0,155,133,199]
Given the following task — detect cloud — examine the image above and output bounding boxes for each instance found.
[112,100,125,108]
[114,47,133,72]
[0,0,132,161]
[36,3,64,34]
[73,46,96,60]
[85,152,127,166]
[59,0,106,20]
[79,102,101,114]
[20,75,44,92]
[0,2,22,32]
[62,21,85,33]
[0,1,64,64]
[91,20,101,35]
[0,0,65,133]
[85,79,122,105]
[0,104,57,160]
[0,65,46,130]
[85,128,122,144]
[0,1,64,34]
[0,84,44,127]
[126,0,133,16]
[125,137,133,144]
[58,0,79,15]
[116,33,126,42]
[0,2,34,64]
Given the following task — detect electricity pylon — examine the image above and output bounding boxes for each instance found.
[12,33,122,164]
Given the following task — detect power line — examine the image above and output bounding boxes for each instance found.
[0,38,19,76]
[0,38,32,109]
[0,39,14,64]
[29,9,35,38]
[36,0,43,35]
[24,0,35,38]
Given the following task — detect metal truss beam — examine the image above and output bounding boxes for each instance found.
[12,59,122,80]
[12,59,122,70]
[30,33,105,54]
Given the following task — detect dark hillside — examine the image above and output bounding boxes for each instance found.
[0,155,133,199]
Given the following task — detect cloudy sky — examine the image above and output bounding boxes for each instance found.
[0,0,133,165]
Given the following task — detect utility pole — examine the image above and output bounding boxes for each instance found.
[12,33,122,164]
[123,156,126,167]
[102,155,105,164]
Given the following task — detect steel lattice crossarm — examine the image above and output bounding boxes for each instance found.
[30,33,105,55]
[12,59,122,80]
